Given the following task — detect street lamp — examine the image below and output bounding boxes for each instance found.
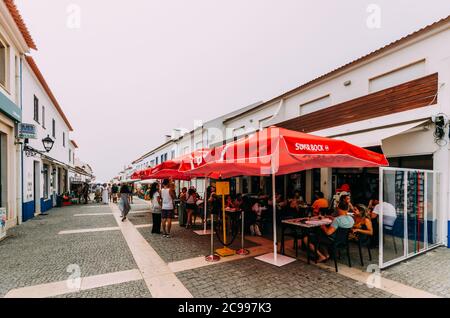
[42,135,55,152]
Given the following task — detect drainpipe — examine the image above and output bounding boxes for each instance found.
[260,99,284,129]
[18,56,23,224]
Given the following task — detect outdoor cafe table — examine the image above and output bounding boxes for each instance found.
[280,217,333,264]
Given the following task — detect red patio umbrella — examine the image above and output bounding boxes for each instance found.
[145,149,211,180]
[145,148,214,236]
[186,127,388,178]
[130,171,144,180]
[184,127,388,266]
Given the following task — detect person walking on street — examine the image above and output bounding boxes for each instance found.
[161,179,176,238]
[178,187,188,227]
[185,187,197,229]
[149,182,162,234]
[83,183,90,204]
[119,183,131,221]
[102,183,109,205]
[107,184,112,202]
[111,183,119,203]
[129,184,134,204]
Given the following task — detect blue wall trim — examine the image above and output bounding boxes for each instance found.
[448,221,450,248]
[41,195,53,213]
[22,195,54,222]
[22,201,35,222]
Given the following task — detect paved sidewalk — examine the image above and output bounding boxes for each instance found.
[1,200,444,298]
[0,204,140,298]
[382,247,450,297]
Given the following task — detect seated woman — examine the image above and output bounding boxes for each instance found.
[185,188,198,229]
[268,193,287,221]
[339,194,354,212]
[225,195,234,209]
[233,194,243,210]
[350,204,373,242]
[287,194,300,218]
[311,191,329,216]
[250,200,266,236]
[302,201,354,263]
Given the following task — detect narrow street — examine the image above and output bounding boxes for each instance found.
[2,198,448,298]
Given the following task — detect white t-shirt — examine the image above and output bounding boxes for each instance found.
[373,202,397,227]
[161,188,174,210]
[151,192,161,212]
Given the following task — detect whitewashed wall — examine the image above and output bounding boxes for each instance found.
[21,59,73,211]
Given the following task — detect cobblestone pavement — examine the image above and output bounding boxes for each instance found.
[0,204,139,298]
[138,224,259,263]
[128,212,152,225]
[53,280,152,298]
[1,200,444,298]
[382,247,450,297]
[176,257,395,298]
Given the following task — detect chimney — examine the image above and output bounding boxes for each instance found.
[172,128,181,140]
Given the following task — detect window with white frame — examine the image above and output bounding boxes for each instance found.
[259,116,272,130]
[52,119,56,138]
[69,149,72,163]
[171,150,176,159]
[42,106,46,128]
[34,96,39,123]
[300,95,331,116]
[0,36,7,88]
[63,132,66,147]
[369,60,426,93]
[233,126,245,139]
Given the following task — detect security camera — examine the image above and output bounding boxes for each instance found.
[432,114,448,126]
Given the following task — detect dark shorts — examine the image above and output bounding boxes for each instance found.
[186,203,196,210]
[161,209,174,219]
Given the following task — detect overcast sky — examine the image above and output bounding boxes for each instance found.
[16,0,450,182]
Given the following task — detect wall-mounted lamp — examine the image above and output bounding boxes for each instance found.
[42,135,55,152]
[23,135,55,157]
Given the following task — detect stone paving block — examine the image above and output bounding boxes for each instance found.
[0,204,139,297]
[176,258,394,298]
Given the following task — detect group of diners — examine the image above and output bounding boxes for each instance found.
[297,197,375,263]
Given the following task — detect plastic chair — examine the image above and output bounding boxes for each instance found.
[328,228,352,272]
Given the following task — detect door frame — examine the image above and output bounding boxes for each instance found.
[33,161,41,216]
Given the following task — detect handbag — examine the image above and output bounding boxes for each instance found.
[149,198,155,213]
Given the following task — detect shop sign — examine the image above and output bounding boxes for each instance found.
[0,91,21,121]
[18,123,37,139]
[0,208,6,240]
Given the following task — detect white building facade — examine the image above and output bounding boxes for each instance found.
[0,0,36,231]
[119,17,450,263]
[224,17,450,254]
[21,56,74,221]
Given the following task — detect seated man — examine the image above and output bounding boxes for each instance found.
[311,191,329,216]
[372,201,397,228]
[303,201,354,263]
